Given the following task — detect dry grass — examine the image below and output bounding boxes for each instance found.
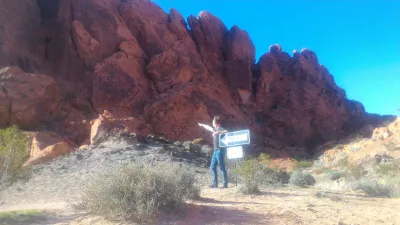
[71,163,200,223]
[234,158,287,194]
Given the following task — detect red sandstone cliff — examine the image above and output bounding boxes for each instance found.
[0,0,394,154]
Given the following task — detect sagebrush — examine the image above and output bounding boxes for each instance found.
[72,163,200,223]
[0,126,29,185]
[235,159,287,194]
[289,170,316,187]
[355,179,393,197]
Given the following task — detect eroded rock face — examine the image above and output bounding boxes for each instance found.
[254,49,366,148]
[90,110,151,146]
[24,132,77,167]
[188,11,228,79]
[0,67,60,129]
[225,25,256,104]
[0,0,392,155]
[0,0,45,72]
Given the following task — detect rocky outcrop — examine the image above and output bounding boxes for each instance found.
[23,132,77,166]
[253,46,367,147]
[0,0,395,157]
[0,67,60,128]
[90,110,151,146]
[225,25,255,104]
[0,0,45,72]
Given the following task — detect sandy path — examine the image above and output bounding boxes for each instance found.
[2,186,400,225]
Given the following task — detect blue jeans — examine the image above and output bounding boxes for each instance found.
[210,149,228,187]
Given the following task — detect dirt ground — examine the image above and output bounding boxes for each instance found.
[1,185,399,225]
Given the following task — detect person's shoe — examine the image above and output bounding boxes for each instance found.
[209,184,218,188]
[222,184,228,189]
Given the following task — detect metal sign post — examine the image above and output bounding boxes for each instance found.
[220,130,251,187]
[226,146,244,186]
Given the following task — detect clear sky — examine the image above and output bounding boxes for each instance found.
[152,0,400,116]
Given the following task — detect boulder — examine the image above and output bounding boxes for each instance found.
[0,67,60,128]
[23,132,76,166]
[90,110,151,146]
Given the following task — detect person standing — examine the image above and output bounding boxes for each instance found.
[209,116,229,188]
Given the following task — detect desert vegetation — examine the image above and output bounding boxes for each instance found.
[71,163,200,223]
[0,125,30,187]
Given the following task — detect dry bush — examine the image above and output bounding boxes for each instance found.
[375,159,400,177]
[235,159,287,194]
[355,178,393,197]
[72,163,200,223]
[289,170,316,187]
[294,159,314,170]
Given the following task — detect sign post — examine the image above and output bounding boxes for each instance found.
[219,130,250,187]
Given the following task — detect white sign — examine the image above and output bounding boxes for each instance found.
[222,133,248,145]
[219,130,250,147]
[227,146,244,159]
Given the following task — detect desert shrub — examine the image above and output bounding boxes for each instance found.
[313,166,329,175]
[294,159,314,169]
[327,170,342,181]
[336,155,349,167]
[289,170,316,187]
[235,159,286,194]
[384,142,399,151]
[356,179,392,197]
[375,159,400,177]
[347,163,367,179]
[72,163,200,223]
[258,153,271,162]
[0,126,29,185]
[335,144,345,149]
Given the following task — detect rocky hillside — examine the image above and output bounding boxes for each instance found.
[0,0,395,159]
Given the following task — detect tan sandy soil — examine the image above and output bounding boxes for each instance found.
[2,186,399,225]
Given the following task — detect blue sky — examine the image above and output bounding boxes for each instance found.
[153,0,400,116]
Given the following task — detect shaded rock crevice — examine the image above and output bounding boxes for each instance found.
[0,84,12,127]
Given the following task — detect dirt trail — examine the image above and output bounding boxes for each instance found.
[2,186,400,225]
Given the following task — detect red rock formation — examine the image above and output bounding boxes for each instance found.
[0,67,60,129]
[0,0,45,72]
[0,0,394,158]
[225,25,256,104]
[23,131,77,167]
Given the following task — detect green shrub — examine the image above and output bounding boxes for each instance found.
[375,159,400,177]
[335,144,345,150]
[0,209,45,224]
[294,160,314,169]
[258,153,271,162]
[72,163,200,223]
[327,170,342,181]
[289,170,316,187]
[384,142,399,151]
[235,159,286,194]
[356,179,392,197]
[313,166,329,175]
[336,155,349,167]
[0,126,29,185]
[347,163,366,179]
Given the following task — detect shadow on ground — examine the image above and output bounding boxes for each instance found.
[0,211,85,225]
[158,203,272,225]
